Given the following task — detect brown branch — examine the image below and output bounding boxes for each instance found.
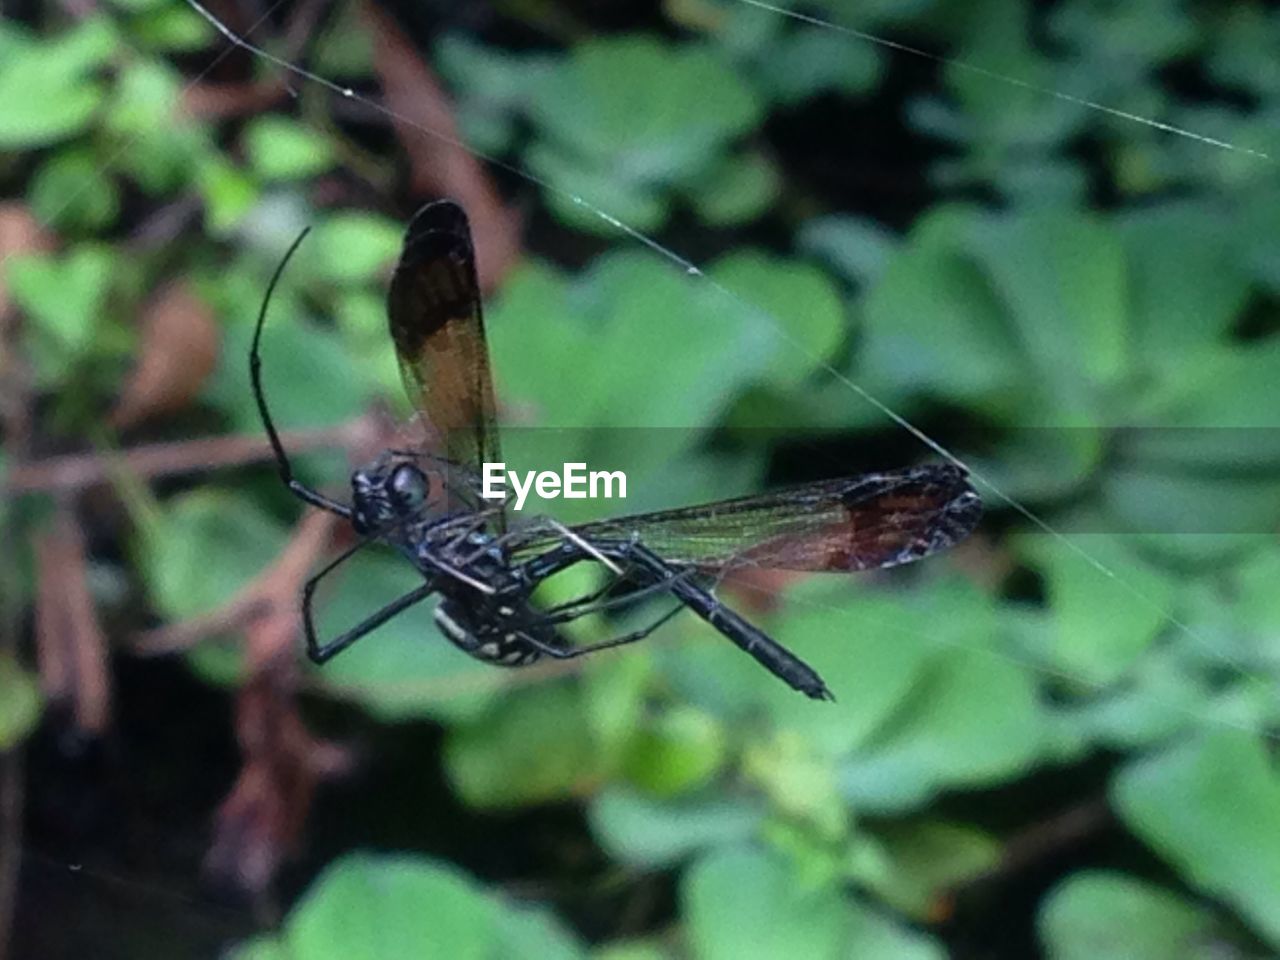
[360,0,522,292]
[8,415,381,493]
[134,507,342,658]
[182,79,289,119]
[188,509,350,896]
[992,797,1111,877]
[963,797,1111,891]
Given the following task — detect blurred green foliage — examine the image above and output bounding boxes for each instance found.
[4,0,1280,958]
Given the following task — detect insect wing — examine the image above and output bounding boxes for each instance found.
[515,465,981,572]
[387,200,502,500]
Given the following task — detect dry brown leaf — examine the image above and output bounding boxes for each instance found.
[205,662,350,894]
[110,280,220,430]
[32,509,112,735]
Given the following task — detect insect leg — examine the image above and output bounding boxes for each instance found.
[538,568,698,625]
[608,542,833,701]
[301,535,438,662]
[305,580,437,664]
[251,228,352,519]
[518,602,686,660]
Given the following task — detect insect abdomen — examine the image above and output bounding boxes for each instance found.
[433,604,540,666]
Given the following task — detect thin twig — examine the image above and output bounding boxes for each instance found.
[360,0,521,290]
[8,415,380,493]
[967,797,1111,888]
[133,509,342,657]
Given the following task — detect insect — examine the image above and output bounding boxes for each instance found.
[251,200,982,700]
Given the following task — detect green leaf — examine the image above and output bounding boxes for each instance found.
[1061,653,1213,750]
[489,256,722,435]
[1113,729,1280,947]
[797,215,898,288]
[939,21,1086,152]
[1117,201,1249,357]
[746,735,846,839]
[861,207,1028,410]
[197,157,259,235]
[1102,465,1280,540]
[840,634,1046,810]
[591,943,670,960]
[435,34,551,155]
[1238,185,1280,294]
[493,903,586,960]
[107,60,206,195]
[841,899,945,960]
[767,578,997,758]
[244,116,337,181]
[0,18,113,147]
[333,289,404,404]
[683,846,943,960]
[227,936,289,960]
[857,821,1001,918]
[589,787,762,868]
[310,213,403,284]
[1019,534,1175,686]
[6,246,115,384]
[141,491,288,622]
[757,589,936,754]
[292,855,497,957]
[527,36,760,232]
[1140,343,1280,428]
[685,149,779,226]
[129,3,213,51]
[105,57,181,135]
[1207,6,1280,100]
[971,427,1105,501]
[583,649,653,763]
[1233,546,1280,634]
[1038,871,1215,960]
[682,846,848,960]
[489,252,838,477]
[211,305,364,437]
[445,682,602,808]
[967,209,1130,419]
[108,0,170,12]
[240,853,585,959]
[620,705,728,796]
[703,251,846,386]
[28,150,120,231]
[754,25,883,105]
[0,655,42,750]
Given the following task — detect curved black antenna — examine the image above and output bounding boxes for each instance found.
[251,227,352,518]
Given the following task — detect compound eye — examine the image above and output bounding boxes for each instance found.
[389,463,429,512]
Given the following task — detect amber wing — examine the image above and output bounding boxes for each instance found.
[516,465,981,571]
[387,200,501,484]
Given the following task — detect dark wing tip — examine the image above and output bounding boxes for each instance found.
[938,488,982,551]
[403,199,471,249]
[390,200,480,329]
[920,469,983,556]
[852,463,983,568]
